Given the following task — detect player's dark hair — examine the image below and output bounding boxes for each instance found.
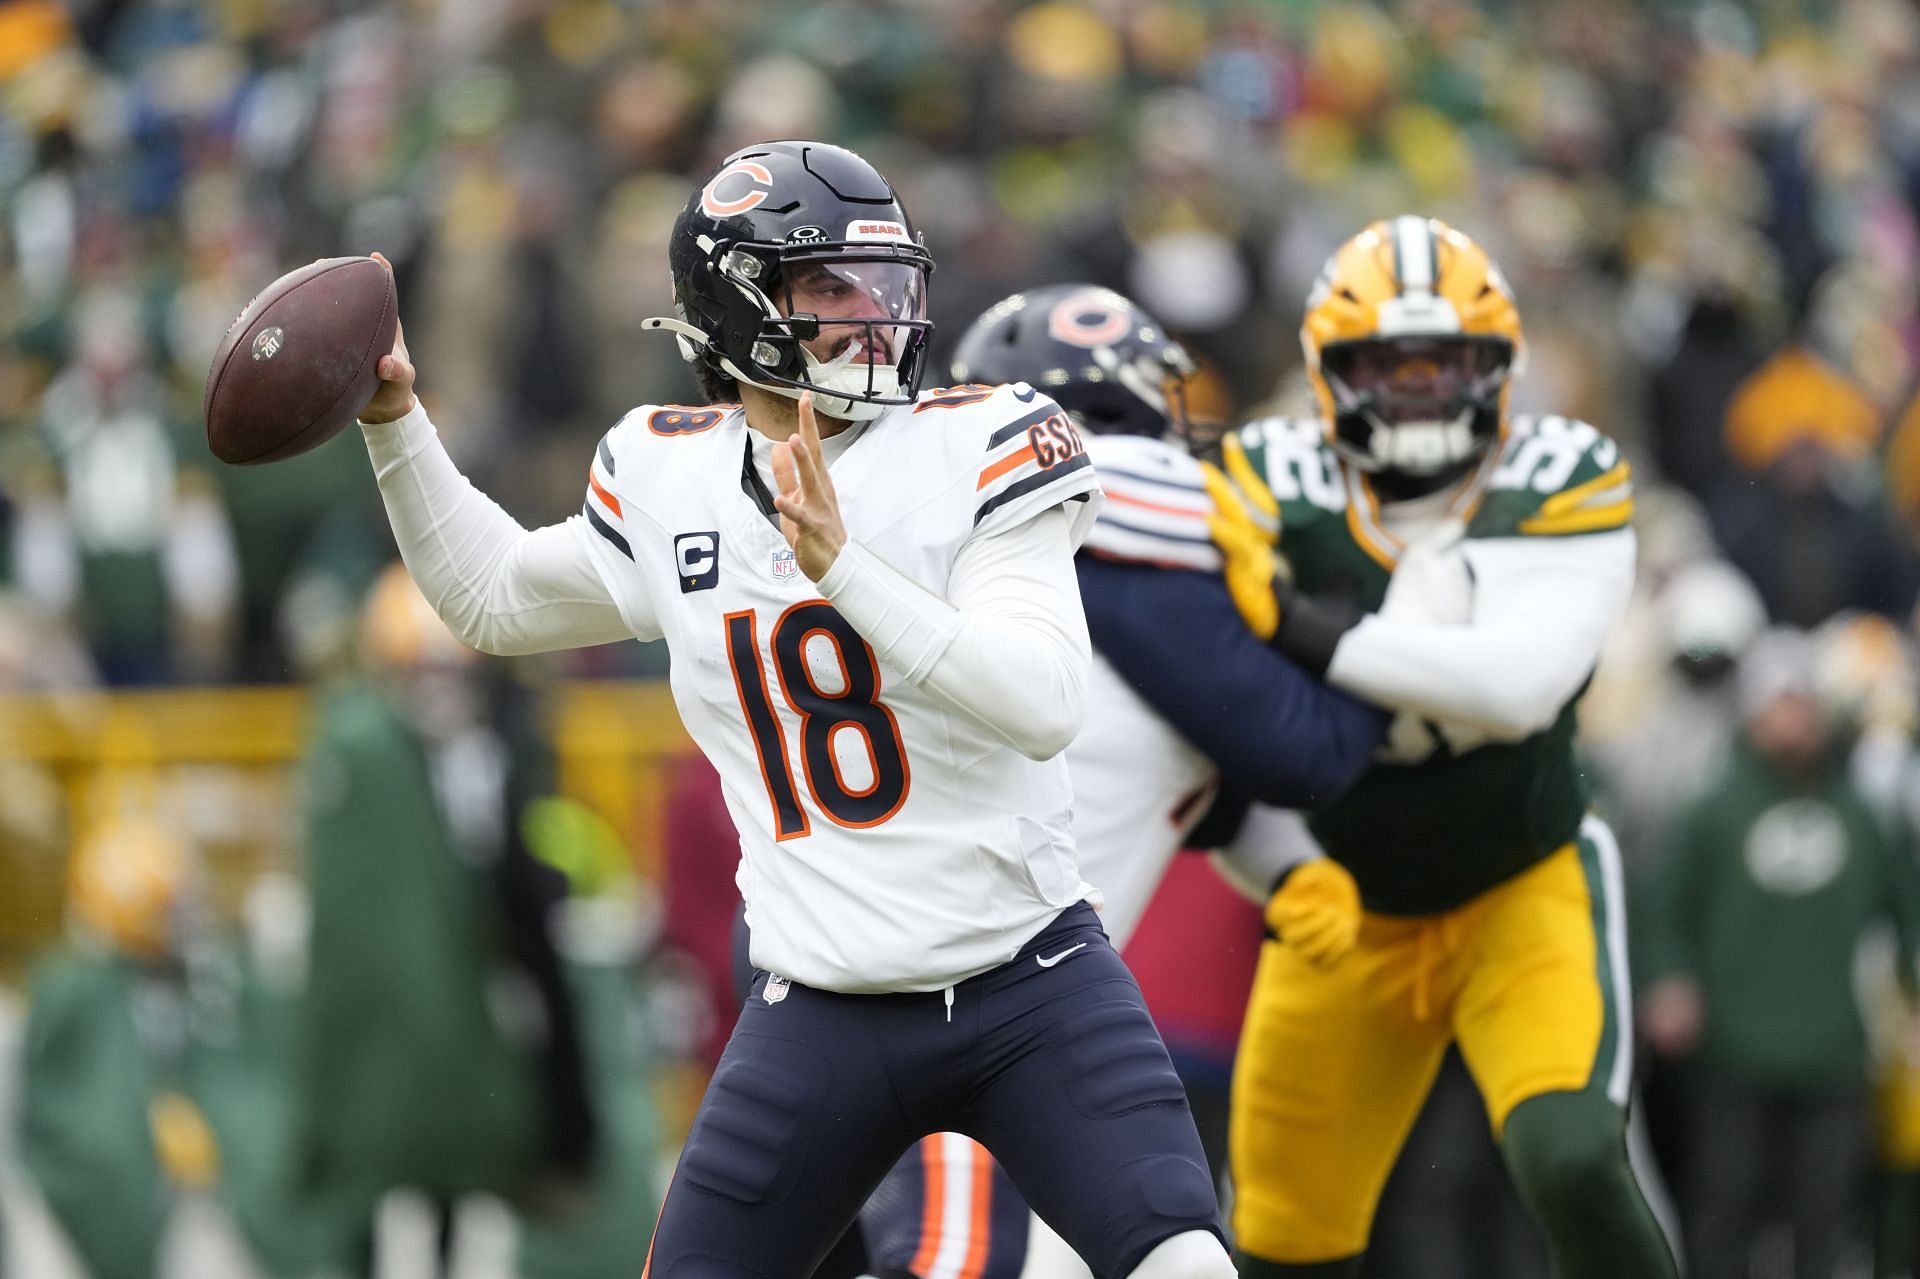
[695,359,738,403]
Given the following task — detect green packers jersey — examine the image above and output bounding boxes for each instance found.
[1238,413,1634,915]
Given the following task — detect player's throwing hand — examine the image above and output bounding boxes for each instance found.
[772,391,847,580]
[359,250,417,424]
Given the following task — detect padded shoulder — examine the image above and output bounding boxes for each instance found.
[1080,433,1219,572]
[1233,415,1346,528]
[915,382,1101,537]
[1472,414,1633,539]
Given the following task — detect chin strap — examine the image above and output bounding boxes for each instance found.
[641,314,890,422]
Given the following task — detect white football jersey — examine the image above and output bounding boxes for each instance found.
[576,384,1102,993]
[1069,433,1222,946]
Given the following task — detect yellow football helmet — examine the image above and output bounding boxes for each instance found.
[1301,215,1524,485]
[359,562,475,671]
[68,820,195,960]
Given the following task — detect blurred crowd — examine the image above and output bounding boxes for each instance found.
[10,0,1920,1274]
[7,0,1920,684]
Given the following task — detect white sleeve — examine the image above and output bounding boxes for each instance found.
[1208,805,1324,904]
[815,505,1089,760]
[1325,528,1636,739]
[359,402,649,654]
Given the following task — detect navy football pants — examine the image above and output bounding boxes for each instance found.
[646,903,1222,1277]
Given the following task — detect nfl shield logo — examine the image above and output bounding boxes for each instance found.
[763,974,790,1004]
[771,548,798,580]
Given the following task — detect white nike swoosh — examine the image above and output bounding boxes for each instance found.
[1035,942,1089,969]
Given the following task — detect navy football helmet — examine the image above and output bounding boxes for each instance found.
[948,285,1197,439]
[645,141,936,422]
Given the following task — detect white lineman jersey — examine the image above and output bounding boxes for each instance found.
[575,384,1102,994]
[1070,654,1216,947]
[1069,433,1223,947]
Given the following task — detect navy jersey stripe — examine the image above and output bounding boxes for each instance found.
[584,504,633,559]
[1093,512,1214,546]
[973,453,1093,526]
[1095,465,1208,496]
[597,434,616,476]
[987,404,1057,450]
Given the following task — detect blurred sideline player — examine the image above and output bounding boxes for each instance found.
[1206,216,1677,1277]
[350,141,1235,1277]
[848,284,1401,1277]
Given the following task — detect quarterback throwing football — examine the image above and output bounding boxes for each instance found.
[353,142,1234,1278]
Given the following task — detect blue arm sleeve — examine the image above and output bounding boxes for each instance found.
[1077,556,1390,807]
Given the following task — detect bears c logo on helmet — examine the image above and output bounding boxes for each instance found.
[1047,289,1133,348]
[701,160,776,218]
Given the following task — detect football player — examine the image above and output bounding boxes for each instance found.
[1206,216,1678,1277]
[351,142,1235,1278]
[846,284,1398,1276]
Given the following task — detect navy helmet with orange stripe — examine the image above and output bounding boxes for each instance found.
[644,140,937,423]
[949,285,1197,440]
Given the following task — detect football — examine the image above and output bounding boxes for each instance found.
[203,256,397,466]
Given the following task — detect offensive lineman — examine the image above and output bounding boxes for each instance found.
[351,143,1234,1277]
[849,285,1396,1275]
[1208,216,1677,1277]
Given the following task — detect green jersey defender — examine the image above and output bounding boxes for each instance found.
[1236,410,1633,914]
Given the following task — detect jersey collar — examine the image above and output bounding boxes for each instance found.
[1343,441,1503,570]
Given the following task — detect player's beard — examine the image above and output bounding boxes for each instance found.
[804,326,901,421]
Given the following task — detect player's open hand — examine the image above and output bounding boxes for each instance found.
[1201,435,1287,641]
[1640,976,1704,1058]
[772,392,847,580]
[1266,858,1361,970]
[358,251,417,424]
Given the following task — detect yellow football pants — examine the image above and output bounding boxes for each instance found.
[1230,816,1634,1262]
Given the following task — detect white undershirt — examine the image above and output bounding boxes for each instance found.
[359,403,1088,759]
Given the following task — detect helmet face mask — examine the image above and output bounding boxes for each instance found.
[1321,334,1514,476]
[653,142,936,422]
[950,284,1198,442]
[758,255,931,408]
[1302,216,1524,486]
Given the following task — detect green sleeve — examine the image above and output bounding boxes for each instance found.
[16,956,169,1279]
[1636,799,1713,985]
[1872,814,1920,992]
[295,685,536,1203]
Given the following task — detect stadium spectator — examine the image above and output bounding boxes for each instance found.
[1640,629,1920,1279]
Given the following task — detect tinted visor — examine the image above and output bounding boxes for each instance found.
[1321,336,1511,422]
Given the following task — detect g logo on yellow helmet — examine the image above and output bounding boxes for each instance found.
[701,160,776,218]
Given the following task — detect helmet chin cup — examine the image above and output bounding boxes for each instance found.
[1378,414,1475,475]
[1333,406,1483,477]
[698,352,894,423]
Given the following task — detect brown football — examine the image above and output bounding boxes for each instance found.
[203,256,397,466]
